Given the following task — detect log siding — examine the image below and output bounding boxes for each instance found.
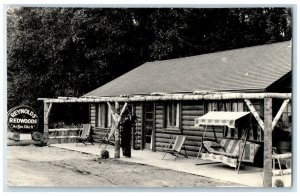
[89,99,264,156]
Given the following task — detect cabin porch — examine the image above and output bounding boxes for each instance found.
[50,142,291,187]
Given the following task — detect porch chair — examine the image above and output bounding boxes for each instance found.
[162,135,188,160]
[76,124,94,146]
[98,125,115,148]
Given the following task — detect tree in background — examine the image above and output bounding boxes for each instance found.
[7,7,292,124]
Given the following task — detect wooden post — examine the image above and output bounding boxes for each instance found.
[114,102,120,159]
[151,102,156,152]
[43,102,52,145]
[263,98,273,187]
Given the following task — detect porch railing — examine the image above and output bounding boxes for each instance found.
[48,128,82,144]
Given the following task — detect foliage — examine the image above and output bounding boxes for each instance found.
[7,7,292,124]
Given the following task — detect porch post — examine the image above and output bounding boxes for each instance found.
[263,98,273,187]
[43,102,52,145]
[114,102,120,159]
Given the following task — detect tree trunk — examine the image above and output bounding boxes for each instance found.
[114,102,120,159]
[263,98,273,187]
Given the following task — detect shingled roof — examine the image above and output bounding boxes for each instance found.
[84,41,292,97]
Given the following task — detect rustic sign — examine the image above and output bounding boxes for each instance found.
[8,105,39,133]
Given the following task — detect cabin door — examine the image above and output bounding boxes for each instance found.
[142,103,154,150]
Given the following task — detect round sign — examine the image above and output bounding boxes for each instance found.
[7,105,39,133]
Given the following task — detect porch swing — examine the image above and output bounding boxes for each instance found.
[194,111,261,173]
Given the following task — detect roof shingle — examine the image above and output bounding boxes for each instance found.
[84,41,292,97]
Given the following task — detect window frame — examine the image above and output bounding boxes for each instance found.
[163,102,182,133]
[96,103,112,128]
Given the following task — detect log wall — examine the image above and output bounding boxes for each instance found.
[134,103,143,149]
[154,101,224,157]
[154,100,264,157]
[87,99,264,156]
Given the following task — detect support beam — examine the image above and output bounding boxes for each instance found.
[244,99,264,131]
[272,99,290,130]
[263,98,273,187]
[38,92,292,103]
[43,102,52,144]
[46,103,53,119]
[107,102,128,159]
[114,102,120,159]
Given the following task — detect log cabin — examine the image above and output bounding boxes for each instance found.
[39,41,292,186]
[82,41,292,156]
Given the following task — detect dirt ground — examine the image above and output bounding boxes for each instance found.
[7,145,239,188]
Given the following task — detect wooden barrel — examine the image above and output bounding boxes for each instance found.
[7,132,20,141]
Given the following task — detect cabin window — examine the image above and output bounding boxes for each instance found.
[164,102,181,131]
[204,101,246,113]
[96,103,112,128]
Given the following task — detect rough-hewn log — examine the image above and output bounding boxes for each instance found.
[272,99,290,130]
[263,98,273,187]
[39,92,291,103]
[49,136,78,139]
[7,140,43,146]
[32,132,43,141]
[155,114,163,119]
[182,125,203,131]
[155,110,163,115]
[155,119,163,124]
[7,132,20,141]
[43,102,50,144]
[113,102,120,159]
[182,105,203,110]
[46,103,52,119]
[245,99,265,131]
[182,110,204,116]
[182,120,196,126]
[182,115,202,121]
[49,128,82,132]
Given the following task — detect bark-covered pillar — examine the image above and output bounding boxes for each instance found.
[114,102,120,159]
[263,98,273,187]
[43,102,52,145]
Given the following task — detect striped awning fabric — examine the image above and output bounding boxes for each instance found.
[194,111,250,129]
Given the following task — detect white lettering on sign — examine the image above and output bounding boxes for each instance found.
[10,108,37,118]
[8,105,39,132]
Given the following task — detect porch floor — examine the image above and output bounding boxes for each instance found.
[50,143,291,187]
